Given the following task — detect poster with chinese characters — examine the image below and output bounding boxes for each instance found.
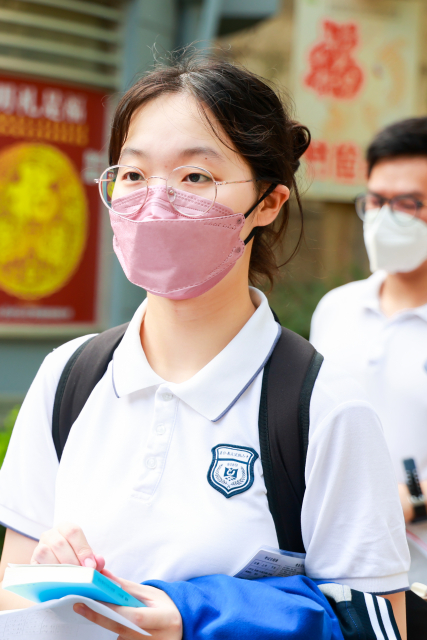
[292,0,421,201]
[0,76,107,328]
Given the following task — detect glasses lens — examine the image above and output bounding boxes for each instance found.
[99,166,147,215]
[355,195,367,220]
[391,197,418,225]
[356,194,384,222]
[167,166,215,216]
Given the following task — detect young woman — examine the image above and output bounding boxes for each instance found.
[0,54,409,638]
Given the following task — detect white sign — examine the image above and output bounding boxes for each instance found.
[292,0,422,201]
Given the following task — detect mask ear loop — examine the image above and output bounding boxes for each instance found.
[243,183,278,245]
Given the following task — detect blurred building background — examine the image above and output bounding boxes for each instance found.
[0,0,424,421]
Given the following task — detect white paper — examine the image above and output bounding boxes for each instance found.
[234,546,306,580]
[0,594,150,639]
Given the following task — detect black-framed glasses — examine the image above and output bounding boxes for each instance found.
[95,165,258,218]
[355,192,426,226]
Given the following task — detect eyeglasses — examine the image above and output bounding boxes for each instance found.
[355,193,426,226]
[95,165,257,217]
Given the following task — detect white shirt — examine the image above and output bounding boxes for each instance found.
[0,288,409,594]
[310,271,427,582]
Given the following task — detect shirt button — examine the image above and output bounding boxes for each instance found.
[162,392,173,402]
[156,424,165,435]
[146,457,156,469]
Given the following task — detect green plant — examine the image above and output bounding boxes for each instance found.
[267,279,331,339]
[0,405,20,555]
[0,405,19,465]
[266,266,367,340]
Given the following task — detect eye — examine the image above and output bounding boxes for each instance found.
[365,194,383,209]
[123,171,143,182]
[183,172,212,184]
[393,197,417,214]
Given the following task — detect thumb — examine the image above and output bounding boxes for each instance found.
[101,569,160,605]
[102,568,124,584]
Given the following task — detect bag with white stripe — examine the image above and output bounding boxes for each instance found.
[318,583,401,640]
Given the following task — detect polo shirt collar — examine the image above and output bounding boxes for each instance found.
[361,271,387,314]
[112,287,281,422]
[361,270,427,322]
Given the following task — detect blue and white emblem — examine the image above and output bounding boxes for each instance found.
[208,444,259,498]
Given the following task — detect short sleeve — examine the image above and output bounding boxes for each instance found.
[0,335,95,539]
[302,359,410,594]
[309,288,340,349]
[308,295,326,347]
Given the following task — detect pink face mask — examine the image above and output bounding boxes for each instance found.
[109,184,274,300]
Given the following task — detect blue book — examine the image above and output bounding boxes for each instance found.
[3,564,146,607]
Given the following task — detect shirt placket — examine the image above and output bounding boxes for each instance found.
[132,384,178,501]
[367,313,412,368]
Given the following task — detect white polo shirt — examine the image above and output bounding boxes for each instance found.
[0,288,409,594]
[310,271,427,583]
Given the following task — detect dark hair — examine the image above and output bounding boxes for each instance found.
[367,117,427,176]
[109,52,310,288]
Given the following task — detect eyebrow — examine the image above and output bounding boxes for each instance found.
[120,147,148,160]
[369,190,425,199]
[120,146,225,163]
[178,146,225,163]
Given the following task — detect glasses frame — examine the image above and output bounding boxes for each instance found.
[95,164,257,217]
[355,192,426,225]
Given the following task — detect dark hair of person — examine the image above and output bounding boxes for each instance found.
[109,51,310,288]
[367,117,427,176]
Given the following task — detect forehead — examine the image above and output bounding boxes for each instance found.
[368,156,427,196]
[123,92,242,167]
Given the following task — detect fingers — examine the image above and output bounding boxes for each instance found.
[101,570,157,604]
[74,583,183,640]
[31,523,101,568]
[103,596,182,640]
[31,529,79,565]
[107,602,182,632]
[101,568,120,582]
[101,574,182,632]
[73,604,145,640]
[30,543,60,565]
[57,522,97,568]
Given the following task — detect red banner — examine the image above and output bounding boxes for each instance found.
[0,75,107,325]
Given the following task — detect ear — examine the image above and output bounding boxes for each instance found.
[254,184,290,227]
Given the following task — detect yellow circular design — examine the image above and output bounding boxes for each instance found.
[0,142,88,300]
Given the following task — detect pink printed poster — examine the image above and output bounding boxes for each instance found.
[292,0,421,201]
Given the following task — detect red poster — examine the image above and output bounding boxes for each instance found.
[0,75,107,325]
[304,20,364,100]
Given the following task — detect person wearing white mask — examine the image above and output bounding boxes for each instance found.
[310,118,427,611]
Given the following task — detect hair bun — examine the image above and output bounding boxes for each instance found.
[291,123,311,171]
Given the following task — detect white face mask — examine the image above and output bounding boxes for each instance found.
[363,205,427,273]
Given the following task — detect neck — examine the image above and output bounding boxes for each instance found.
[380,259,427,317]
[140,266,256,383]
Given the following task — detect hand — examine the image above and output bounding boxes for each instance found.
[30,522,105,571]
[73,569,183,640]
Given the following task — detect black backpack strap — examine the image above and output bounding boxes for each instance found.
[52,323,129,461]
[258,326,324,553]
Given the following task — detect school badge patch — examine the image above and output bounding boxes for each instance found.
[208,444,259,498]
